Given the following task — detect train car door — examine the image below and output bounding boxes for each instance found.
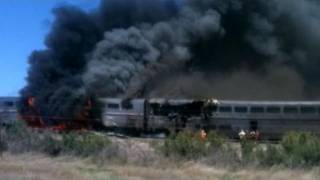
[250,120,258,131]
[143,99,149,131]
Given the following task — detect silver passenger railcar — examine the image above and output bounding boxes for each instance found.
[209,100,320,139]
[101,98,145,132]
[0,97,18,126]
[102,98,320,139]
[101,98,204,133]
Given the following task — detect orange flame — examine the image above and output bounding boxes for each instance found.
[52,123,67,132]
[27,97,35,107]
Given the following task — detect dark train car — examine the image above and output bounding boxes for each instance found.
[148,99,205,132]
[0,97,19,126]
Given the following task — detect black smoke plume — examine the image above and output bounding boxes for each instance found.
[20,0,320,122]
[20,0,178,122]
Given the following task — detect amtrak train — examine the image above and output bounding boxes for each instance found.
[101,98,320,139]
[2,96,320,139]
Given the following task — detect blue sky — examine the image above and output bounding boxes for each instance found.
[0,0,99,96]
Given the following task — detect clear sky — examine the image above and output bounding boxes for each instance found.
[0,0,100,96]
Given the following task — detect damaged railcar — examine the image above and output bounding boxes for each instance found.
[148,99,206,132]
[101,98,208,134]
[6,95,320,140]
[101,98,146,134]
[101,98,320,140]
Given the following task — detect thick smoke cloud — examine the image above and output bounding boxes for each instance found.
[83,5,223,97]
[84,0,320,100]
[21,0,320,120]
[147,66,306,100]
[20,0,179,119]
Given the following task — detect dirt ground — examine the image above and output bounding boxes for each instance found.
[0,153,319,180]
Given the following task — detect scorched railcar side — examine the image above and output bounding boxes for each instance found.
[2,96,320,140]
[101,98,320,139]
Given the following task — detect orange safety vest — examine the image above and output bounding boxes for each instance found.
[200,130,207,140]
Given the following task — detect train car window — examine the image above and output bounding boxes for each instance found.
[301,106,316,114]
[122,101,133,109]
[266,106,280,113]
[250,121,258,131]
[250,106,264,113]
[219,124,232,130]
[234,106,248,113]
[283,106,298,114]
[4,101,14,107]
[209,105,218,112]
[150,104,161,115]
[218,106,232,113]
[107,103,120,109]
[208,125,216,129]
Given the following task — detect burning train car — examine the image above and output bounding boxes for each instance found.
[16,0,320,139]
[102,98,320,140]
[18,96,103,131]
[101,98,206,134]
[3,95,320,140]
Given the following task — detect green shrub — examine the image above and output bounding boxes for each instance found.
[39,132,112,157]
[2,121,112,157]
[4,121,32,141]
[280,131,320,166]
[160,130,226,160]
[3,121,44,153]
[61,132,112,157]
[254,144,284,166]
[248,132,320,167]
[207,131,225,148]
[41,134,63,156]
[240,140,257,163]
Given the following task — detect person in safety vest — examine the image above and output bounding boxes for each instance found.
[200,129,207,141]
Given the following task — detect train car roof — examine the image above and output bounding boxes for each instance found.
[0,97,19,103]
[0,97,18,102]
[216,100,320,106]
[99,98,320,106]
[100,98,145,103]
[149,98,200,104]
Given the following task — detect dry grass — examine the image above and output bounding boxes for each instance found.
[0,153,319,180]
[0,153,86,180]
